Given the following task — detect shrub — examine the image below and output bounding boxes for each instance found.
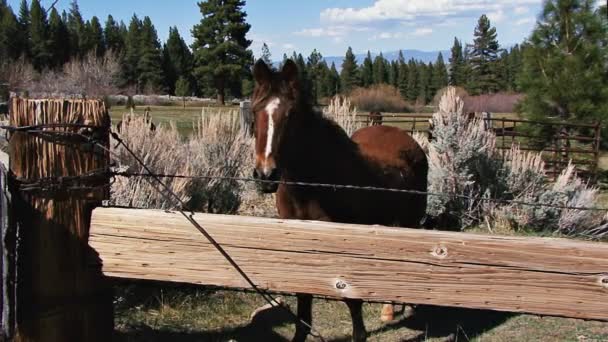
[423,87,605,237]
[110,108,253,213]
[323,96,362,136]
[349,84,410,113]
[462,92,524,113]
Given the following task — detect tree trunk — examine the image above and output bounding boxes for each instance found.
[217,78,225,106]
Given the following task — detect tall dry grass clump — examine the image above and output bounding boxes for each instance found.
[323,96,362,136]
[349,84,410,113]
[423,86,605,237]
[110,108,253,213]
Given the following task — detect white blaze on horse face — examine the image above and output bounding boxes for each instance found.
[264,97,281,159]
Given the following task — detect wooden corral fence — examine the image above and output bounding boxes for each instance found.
[1,98,608,341]
[356,112,601,180]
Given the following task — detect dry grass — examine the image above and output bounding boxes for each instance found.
[349,84,411,113]
[110,108,254,213]
[323,96,363,137]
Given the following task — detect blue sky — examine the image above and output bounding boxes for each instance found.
[7,0,548,58]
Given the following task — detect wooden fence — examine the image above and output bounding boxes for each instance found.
[356,113,601,180]
[1,98,607,341]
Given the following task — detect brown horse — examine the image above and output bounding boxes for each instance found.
[367,111,383,126]
[249,59,428,342]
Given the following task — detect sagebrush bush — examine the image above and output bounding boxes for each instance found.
[110,108,253,213]
[323,96,363,136]
[422,87,605,237]
[349,84,410,113]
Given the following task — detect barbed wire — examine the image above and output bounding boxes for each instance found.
[111,171,608,212]
[1,123,327,341]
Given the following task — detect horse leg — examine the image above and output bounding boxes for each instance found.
[346,299,367,342]
[292,294,313,342]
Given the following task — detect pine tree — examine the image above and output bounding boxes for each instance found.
[29,0,50,70]
[67,0,85,58]
[86,16,105,56]
[260,42,273,68]
[162,27,192,94]
[397,51,408,99]
[175,76,191,108]
[0,4,20,61]
[517,0,608,123]
[431,52,449,97]
[467,15,501,94]
[307,48,323,103]
[406,59,418,102]
[372,52,388,84]
[326,62,340,96]
[104,15,124,54]
[449,37,466,86]
[138,16,164,93]
[17,0,30,58]
[48,7,70,67]
[340,46,358,93]
[191,0,253,105]
[360,51,373,87]
[389,61,399,88]
[121,14,142,89]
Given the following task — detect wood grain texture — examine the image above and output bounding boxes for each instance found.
[10,98,112,342]
[90,207,608,321]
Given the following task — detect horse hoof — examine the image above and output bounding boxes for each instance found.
[380,304,394,322]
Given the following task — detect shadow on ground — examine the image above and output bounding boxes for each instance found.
[114,303,513,342]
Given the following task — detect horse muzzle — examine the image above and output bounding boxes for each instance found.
[253,167,281,193]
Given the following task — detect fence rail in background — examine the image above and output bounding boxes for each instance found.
[89,207,608,322]
[355,113,601,181]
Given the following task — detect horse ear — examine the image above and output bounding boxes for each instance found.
[281,60,299,84]
[253,59,272,86]
[281,60,299,97]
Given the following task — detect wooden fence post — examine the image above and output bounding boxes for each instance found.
[8,98,112,342]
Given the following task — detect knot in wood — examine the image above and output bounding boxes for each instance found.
[335,280,348,290]
[431,245,448,259]
[599,276,608,289]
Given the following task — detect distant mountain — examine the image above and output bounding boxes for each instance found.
[325,49,451,71]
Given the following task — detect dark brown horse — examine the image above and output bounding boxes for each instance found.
[116,107,156,133]
[367,111,383,126]
[249,59,428,342]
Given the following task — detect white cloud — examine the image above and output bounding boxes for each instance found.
[282,43,296,50]
[514,6,529,14]
[487,10,505,23]
[515,17,535,26]
[412,27,433,36]
[294,25,370,38]
[320,0,539,24]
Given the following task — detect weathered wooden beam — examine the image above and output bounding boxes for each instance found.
[90,207,608,321]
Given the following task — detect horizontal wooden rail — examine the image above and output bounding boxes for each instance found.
[89,207,608,321]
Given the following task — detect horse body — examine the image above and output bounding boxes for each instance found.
[250,59,428,342]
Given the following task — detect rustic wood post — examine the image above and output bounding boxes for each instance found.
[8,98,113,342]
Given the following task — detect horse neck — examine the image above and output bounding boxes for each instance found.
[278,109,368,183]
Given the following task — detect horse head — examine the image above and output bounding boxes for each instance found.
[250,59,300,193]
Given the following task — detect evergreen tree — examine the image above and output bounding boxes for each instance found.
[121,14,142,89]
[260,42,273,68]
[104,15,124,54]
[372,52,388,84]
[138,16,164,93]
[360,51,373,87]
[175,76,191,108]
[0,4,20,60]
[517,0,608,123]
[340,46,358,93]
[307,48,323,103]
[17,0,30,58]
[191,0,253,105]
[397,51,408,99]
[431,52,449,97]
[467,15,501,94]
[162,26,193,94]
[85,16,105,56]
[406,59,418,101]
[449,37,466,86]
[389,60,399,88]
[29,0,50,70]
[48,7,70,67]
[67,0,85,58]
[325,62,340,96]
